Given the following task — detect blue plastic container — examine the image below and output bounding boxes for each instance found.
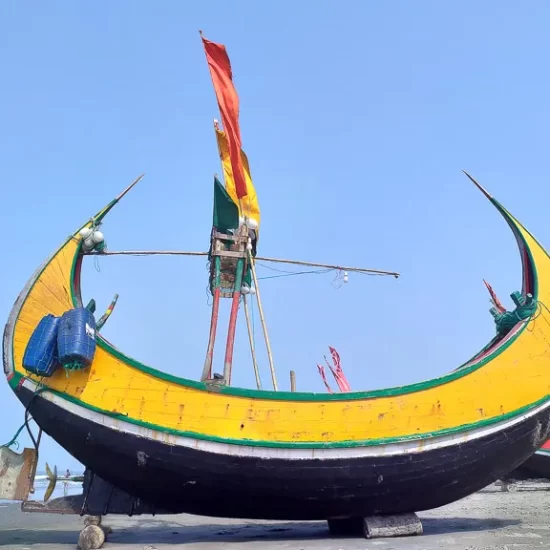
[22,314,61,377]
[57,308,97,369]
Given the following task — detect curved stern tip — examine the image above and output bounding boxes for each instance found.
[116,173,145,201]
[462,170,493,200]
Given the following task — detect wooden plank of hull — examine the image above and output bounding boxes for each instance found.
[17,385,550,520]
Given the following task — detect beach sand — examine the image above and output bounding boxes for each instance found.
[0,483,549,549]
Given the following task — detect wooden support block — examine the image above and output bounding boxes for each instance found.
[77,524,105,550]
[362,513,423,539]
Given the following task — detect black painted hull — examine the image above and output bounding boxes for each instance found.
[19,387,550,520]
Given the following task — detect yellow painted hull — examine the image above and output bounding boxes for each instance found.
[5,191,550,449]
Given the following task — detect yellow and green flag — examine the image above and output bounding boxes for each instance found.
[214,122,260,232]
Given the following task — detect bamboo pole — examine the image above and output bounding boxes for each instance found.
[93,250,209,257]
[290,370,296,392]
[243,295,262,390]
[255,256,400,278]
[248,249,278,391]
[90,250,400,278]
[201,257,221,382]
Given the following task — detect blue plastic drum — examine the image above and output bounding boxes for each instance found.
[57,308,97,369]
[22,314,61,377]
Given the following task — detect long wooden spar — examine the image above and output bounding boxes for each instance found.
[84,250,401,278]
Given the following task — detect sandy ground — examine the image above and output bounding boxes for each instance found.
[1,483,550,549]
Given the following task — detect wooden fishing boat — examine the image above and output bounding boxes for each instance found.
[3,175,550,522]
[508,440,550,479]
[3,34,550,543]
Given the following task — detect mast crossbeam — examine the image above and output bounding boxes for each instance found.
[85,251,400,278]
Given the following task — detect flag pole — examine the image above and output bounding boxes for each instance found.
[317,364,333,393]
[324,355,340,392]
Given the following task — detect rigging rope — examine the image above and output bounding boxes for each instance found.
[86,250,400,278]
[257,269,332,281]
[1,422,26,449]
[2,381,47,451]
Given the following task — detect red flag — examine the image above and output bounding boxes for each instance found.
[317,364,333,393]
[201,33,248,199]
[326,347,351,392]
[483,279,506,313]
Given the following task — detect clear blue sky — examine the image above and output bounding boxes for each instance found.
[2,1,550,471]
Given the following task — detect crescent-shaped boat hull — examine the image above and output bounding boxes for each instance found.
[5,176,550,519]
[16,384,550,519]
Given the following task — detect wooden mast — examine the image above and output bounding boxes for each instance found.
[200,254,221,382]
[201,222,250,385]
[222,225,247,384]
[94,34,399,391]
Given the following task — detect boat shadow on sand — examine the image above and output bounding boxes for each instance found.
[0,517,517,546]
[108,517,520,544]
